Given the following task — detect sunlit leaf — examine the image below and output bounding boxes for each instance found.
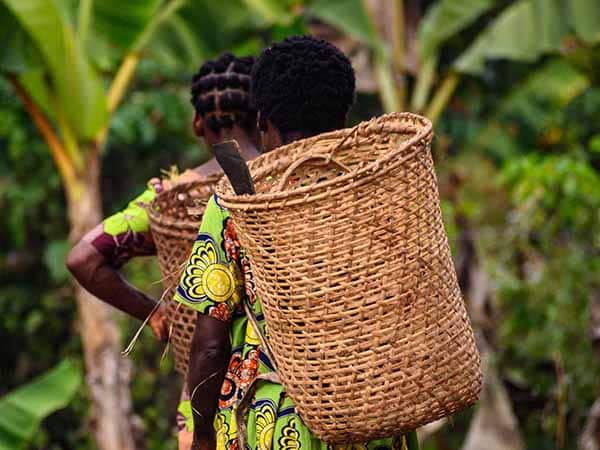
[91,0,162,51]
[17,70,54,120]
[418,0,495,59]
[568,0,600,44]
[308,0,379,48]
[455,0,567,75]
[1,0,108,139]
[0,360,81,450]
[239,0,295,25]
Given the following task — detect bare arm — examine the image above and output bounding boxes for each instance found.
[66,225,167,340]
[188,314,231,449]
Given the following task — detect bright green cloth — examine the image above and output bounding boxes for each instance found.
[102,188,156,236]
[175,195,419,450]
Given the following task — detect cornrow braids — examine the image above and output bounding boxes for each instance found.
[190,53,257,134]
[251,35,356,137]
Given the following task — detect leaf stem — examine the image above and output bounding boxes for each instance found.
[425,71,460,122]
[392,0,405,111]
[77,0,93,44]
[8,75,80,199]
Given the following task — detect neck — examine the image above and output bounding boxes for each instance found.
[222,128,261,161]
[194,128,261,177]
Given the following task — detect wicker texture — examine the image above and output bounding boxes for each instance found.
[149,177,221,375]
[217,112,482,442]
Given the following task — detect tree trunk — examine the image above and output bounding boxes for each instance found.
[452,210,524,450]
[580,290,600,450]
[67,152,138,450]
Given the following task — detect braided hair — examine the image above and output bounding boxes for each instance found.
[190,53,256,134]
[251,35,356,137]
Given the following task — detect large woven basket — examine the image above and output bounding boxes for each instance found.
[148,176,221,375]
[217,112,482,442]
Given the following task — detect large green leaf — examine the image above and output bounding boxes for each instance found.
[1,0,108,139]
[308,0,379,50]
[90,0,162,51]
[418,0,496,59]
[18,70,54,120]
[239,0,295,25]
[568,0,600,44]
[0,3,43,73]
[0,360,82,450]
[147,0,265,70]
[455,0,567,75]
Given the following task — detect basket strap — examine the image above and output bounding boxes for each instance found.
[242,299,278,372]
[235,371,281,450]
[234,298,282,449]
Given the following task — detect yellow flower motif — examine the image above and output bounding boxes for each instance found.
[245,320,261,346]
[180,234,242,304]
[229,410,238,438]
[256,403,276,450]
[278,419,301,450]
[215,413,229,450]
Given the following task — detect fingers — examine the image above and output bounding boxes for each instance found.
[150,313,169,342]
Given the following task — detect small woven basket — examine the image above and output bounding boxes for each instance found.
[148,176,221,375]
[217,112,482,442]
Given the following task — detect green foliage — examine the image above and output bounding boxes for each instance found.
[91,0,163,51]
[0,360,81,450]
[0,69,195,449]
[455,0,600,75]
[474,59,590,159]
[500,154,600,243]
[308,0,379,48]
[418,0,495,60]
[569,0,600,44]
[438,64,600,446]
[2,0,107,139]
[0,4,42,73]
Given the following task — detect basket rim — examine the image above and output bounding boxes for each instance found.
[216,112,432,207]
[148,175,222,223]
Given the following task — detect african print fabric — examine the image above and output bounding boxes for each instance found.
[90,179,164,266]
[174,195,419,450]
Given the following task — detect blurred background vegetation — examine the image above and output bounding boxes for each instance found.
[1,0,599,449]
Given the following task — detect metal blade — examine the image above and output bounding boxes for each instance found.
[213,140,255,195]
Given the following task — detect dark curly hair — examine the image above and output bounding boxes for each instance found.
[250,35,355,137]
[190,53,257,134]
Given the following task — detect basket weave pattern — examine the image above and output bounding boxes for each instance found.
[217,113,482,442]
[148,177,220,375]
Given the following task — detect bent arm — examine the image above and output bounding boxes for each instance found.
[188,314,231,444]
[66,227,159,323]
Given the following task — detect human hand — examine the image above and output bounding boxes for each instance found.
[178,428,194,450]
[148,303,169,342]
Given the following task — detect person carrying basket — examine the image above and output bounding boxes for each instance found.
[175,36,420,450]
[66,53,262,450]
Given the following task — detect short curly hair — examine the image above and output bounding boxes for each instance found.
[190,53,256,134]
[251,35,356,137]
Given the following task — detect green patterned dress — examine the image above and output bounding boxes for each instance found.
[174,195,419,450]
